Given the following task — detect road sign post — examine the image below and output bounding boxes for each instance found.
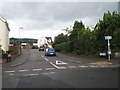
[105,36,112,61]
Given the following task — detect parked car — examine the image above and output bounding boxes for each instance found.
[39,46,44,51]
[45,48,56,56]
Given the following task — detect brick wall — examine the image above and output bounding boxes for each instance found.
[9,46,21,60]
[23,46,32,49]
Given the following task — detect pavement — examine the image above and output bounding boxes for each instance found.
[1,49,30,69]
[1,49,119,69]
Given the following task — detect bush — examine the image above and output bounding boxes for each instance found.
[8,50,13,53]
[32,46,38,49]
[54,41,73,52]
[2,54,8,59]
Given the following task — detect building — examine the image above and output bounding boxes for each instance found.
[37,36,53,48]
[37,36,47,48]
[0,16,10,53]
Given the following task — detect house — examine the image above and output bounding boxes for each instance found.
[0,16,10,53]
[37,36,53,49]
[37,36,47,48]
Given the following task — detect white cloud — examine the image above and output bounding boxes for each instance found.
[1,2,118,39]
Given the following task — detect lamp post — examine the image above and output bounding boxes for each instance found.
[19,27,23,55]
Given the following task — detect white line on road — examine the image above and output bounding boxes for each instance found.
[24,73,39,76]
[50,62,67,69]
[33,69,42,71]
[44,58,48,61]
[5,71,15,73]
[46,68,55,70]
[89,66,99,67]
[42,72,55,74]
[56,60,67,65]
[78,65,89,68]
[19,69,29,72]
[41,55,44,58]
[68,66,78,68]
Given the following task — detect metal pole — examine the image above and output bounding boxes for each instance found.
[19,28,20,55]
[108,39,110,61]
[19,27,23,55]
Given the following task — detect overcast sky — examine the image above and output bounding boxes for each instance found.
[0,1,118,40]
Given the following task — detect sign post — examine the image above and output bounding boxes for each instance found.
[105,36,112,61]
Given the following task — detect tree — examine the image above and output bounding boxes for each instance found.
[54,33,68,44]
[69,21,85,41]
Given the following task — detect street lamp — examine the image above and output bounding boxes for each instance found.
[19,27,23,55]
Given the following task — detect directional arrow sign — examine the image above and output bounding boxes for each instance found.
[56,60,67,65]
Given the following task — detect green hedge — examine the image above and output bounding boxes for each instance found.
[54,41,73,52]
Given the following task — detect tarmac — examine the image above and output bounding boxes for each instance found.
[0,49,120,69]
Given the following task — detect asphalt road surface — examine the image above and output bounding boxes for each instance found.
[2,49,118,88]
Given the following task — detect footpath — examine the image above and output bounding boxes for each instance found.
[1,49,30,69]
[58,52,120,68]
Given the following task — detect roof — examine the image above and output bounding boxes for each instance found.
[0,15,10,31]
[0,15,7,23]
[45,37,52,40]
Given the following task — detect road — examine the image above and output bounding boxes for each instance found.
[2,49,118,88]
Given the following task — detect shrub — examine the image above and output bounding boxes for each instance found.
[2,54,8,59]
[54,41,73,52]
[8,50,13,53]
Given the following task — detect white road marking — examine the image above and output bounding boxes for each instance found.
[78,65,89,68]
[50,62,67,69]
[19,69,29,72]
[9,74,14,75]
[41,55,44,58]
[56,60,67,65]
[25,73,39,76]
[5,71,15,73]
[89,66,99,67]
[44,58,48,61]
[57,67,67,69]
[33,69,42,71]
[42,72,55,74]
[46,68,55,70]
[68,66,78,68]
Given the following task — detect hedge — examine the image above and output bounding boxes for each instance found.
[54,41,73,52]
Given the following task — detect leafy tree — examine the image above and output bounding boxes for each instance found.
[54,33,68,44]
[69,21,85,41]
[54,11,120,56]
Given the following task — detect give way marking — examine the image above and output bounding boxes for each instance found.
[56,60,67,65]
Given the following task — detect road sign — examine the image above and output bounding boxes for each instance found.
[105,35,112,61]
[108,50,111,55]
[105,36,112,40]
[56,60,67,65]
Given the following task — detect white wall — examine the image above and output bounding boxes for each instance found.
[37,36,47,47]
[0,19,9,53]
